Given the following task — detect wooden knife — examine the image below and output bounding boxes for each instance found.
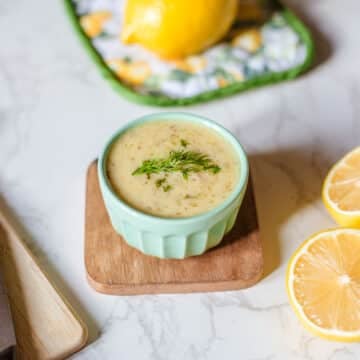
[0,267,16,359]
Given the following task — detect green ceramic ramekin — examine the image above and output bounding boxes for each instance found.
[98,112,249,259]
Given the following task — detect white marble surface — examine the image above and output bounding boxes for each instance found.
[1,0,360,359]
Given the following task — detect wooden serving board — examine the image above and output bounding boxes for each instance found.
[85,161,263,295]
[0,199,88,360]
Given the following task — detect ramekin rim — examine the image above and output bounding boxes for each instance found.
[98,112,249,225]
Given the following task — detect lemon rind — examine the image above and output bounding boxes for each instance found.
[322,147,360,216]
[286,228,360,342]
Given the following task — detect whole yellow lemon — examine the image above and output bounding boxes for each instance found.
[121,0,238,59]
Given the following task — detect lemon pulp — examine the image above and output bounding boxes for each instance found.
[322,147,360,227]
[287,229,360,342]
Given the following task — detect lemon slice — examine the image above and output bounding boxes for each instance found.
[323,147,360,227]
[286,228,360,342]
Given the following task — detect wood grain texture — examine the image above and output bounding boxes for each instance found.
[0,271,16,358]
[85,161,263,295]
[0,200,88,360]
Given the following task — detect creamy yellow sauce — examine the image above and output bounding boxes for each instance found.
[107,121,239,218]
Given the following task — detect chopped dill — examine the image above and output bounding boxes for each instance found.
[155,178,166,188]
[132,150,221,179]
[163,184,172,192]
[180,139,189,147]
[133,149,221,191]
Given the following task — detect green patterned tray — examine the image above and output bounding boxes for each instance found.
[65,0,314,106]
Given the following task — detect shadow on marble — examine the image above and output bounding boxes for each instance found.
[249,148,330,279]
[0,195,99,344]
[284,0,333,70]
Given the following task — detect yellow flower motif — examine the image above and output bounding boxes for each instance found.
[80,11,112,38]
[216,69,244,88]
[107,59,152,86]
[232,28,262,53]
[217,77,228,88]
[230,71,244,82]
[173,56,207,74]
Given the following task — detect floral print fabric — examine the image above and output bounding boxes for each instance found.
[72,0,309,99]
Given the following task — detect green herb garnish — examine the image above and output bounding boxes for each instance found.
[132,150,221,180]
[163,184,172,192]
[155,178,166,188]
[155,178,172,192]
[180,139,189,147]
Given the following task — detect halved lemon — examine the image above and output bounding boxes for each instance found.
[322,147,360,227]
[286,228,360,342]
